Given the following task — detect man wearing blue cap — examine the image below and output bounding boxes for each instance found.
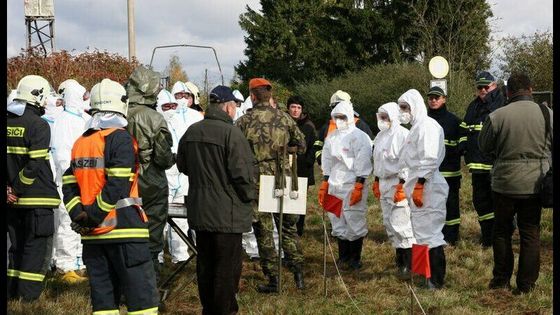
[460,71,505,247]
[177,85,256,315]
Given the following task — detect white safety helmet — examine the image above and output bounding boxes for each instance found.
[232,90,244,103]
[90,79,129,117]
[15,75,52,108]
[185,81,200,105]
[330,90,351,107]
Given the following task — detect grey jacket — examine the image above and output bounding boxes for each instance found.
[479,95,553,195]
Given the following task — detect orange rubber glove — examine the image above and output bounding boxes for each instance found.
[372,179,380,199]
[318,180,329,206]
[349,182,364,206]
[412,182,424,207]
[393,183,406,203]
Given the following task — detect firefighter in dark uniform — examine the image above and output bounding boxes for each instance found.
[460,71,505,247]
[426,86,466,246]
[62,79,159,314]
[313,90,374,165]
[7,75,61,301]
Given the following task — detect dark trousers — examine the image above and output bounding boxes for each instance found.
[83,242,159,313]
[196,232,243,315]
[7,208,54,301]
[471,173,495,246]
[491,192,542,291]
[442,176,461,245]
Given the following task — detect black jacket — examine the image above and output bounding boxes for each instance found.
[293,114,317,186]
[177,107,256,234]
[7,105,60,208]
[428,104,465,178]
[314,117,373,165]
[461,88,505,173]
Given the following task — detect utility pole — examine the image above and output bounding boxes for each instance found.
[127,0,136,61]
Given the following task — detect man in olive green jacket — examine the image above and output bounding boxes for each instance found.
[125,65,175,279]
[479,72,552,295]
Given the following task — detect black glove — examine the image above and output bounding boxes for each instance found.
[71,211,95,235]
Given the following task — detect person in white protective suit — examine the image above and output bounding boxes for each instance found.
[319,101,372,270]
[156,89,203,264]
[51,79,92,283]
[396,89,449,289]
[232,89,245,123]
[372,102,416,280]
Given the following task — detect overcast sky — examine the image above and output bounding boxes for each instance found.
[6,0,553,88]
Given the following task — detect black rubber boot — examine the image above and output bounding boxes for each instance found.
[348,238,364,270]
[479,219,495,248]
[294,272,305,290]
[256,275,279,294]
[397,248,412,280]
[428,246,446,289]
[337,239,350,268]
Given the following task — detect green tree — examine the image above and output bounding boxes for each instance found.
[165,55,189,88]
[497,31,553,91]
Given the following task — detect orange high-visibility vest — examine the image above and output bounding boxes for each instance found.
[71,128,144,235]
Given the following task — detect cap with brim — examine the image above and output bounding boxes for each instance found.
[209,85,240,103]
[249,78,272,90]
[476,71,495,86]
[427,86,446,97]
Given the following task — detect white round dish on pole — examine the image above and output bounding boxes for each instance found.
[429,56,449,79]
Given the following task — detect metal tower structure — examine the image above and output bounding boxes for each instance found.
[24,0,55,56]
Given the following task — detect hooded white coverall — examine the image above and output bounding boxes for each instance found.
[322,101,372,241]
[397,89,448,249]
[373,102,416,248]
[156,89,203,263]
[51,80,91,272]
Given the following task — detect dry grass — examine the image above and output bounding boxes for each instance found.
[8,164,553,314]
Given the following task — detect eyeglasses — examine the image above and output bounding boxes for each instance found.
[161,103,178,111]
[477,85,491,91]
[428,95,441,101]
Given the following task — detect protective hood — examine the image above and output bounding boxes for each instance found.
[7,100,27,116]
[398,89,427,126]
[62,80,87,114]
[156,89,177,112]
[330,101,356,132]
[7,89,17,104]
[86,111,128,130]
[171,81,187,95]
[43,94,63,120]
[378,102,400,132]
[125,65,161,106]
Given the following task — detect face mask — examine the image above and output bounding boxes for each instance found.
[45,105,64,117]
[377,120,391,131]
[177,98,189,110]
[163,109,176,121]
[399,112,412,124]
[335,118,348,130]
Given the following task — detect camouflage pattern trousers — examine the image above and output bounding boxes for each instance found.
[252,210,304,277]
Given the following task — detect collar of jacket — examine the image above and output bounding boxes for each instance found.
[480,87,502,104]
[294,113,310,125]
[508,93,534,104]
[253,102,272,109]
[427,104,448,119]
[204,106,233,124]
[25,104,43,116]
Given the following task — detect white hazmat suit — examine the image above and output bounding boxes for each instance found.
[321,101,372,269]
[157,89,203,264]
[397,89,448,288]
[51,80,91,275]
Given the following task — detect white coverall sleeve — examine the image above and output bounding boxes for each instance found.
[414,123,443,180]
[353,134,373,178]
[321,138,333,177]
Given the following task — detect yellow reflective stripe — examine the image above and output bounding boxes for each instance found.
[65,196,81,212]
[445,218,461,226]
[96,194,115,212]
[19,170,35,185]
[458,136,467,143]
[106,167,132,177]
[7,146,29,154]
[469,124,483,131]
[81,228,150,240]
[479,212,495,221]
[28,149,49,158]
[313,140,324,147]
[467,163,493,170]
[459,122,468,129]
[444,140,458,146]
[315,150,322,158]
[7,269,45,282]
[441,170,462,177]
[92,310,120,315]
[14,197,61,206]
[62,175,77,185]
[128,306,159,314]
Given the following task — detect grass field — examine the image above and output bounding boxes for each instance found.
[8,165,553,314]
